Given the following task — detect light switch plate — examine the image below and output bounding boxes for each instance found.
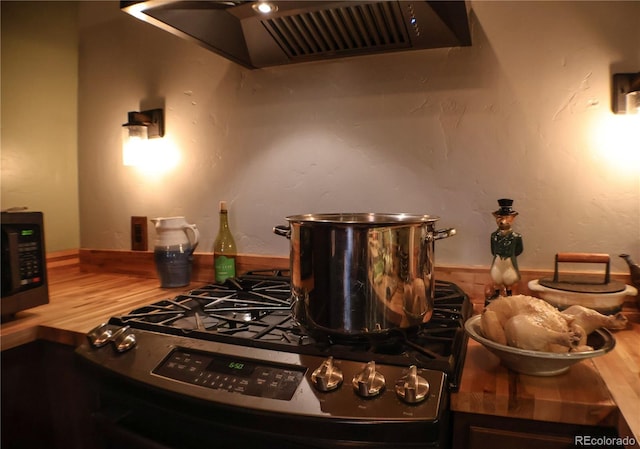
[131,216,148,251]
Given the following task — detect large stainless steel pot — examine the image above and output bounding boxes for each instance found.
[274,213,456,338]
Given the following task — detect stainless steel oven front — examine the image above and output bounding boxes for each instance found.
[77,329,450,449]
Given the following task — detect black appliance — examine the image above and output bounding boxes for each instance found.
[1,211,49,318]
[76,270,471,449]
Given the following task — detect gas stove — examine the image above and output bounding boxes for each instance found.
[76,270,472,449]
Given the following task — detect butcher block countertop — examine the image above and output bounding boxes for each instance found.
[451,305,640,447]
[1,251,638,446]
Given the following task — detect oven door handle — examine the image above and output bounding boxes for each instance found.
[92,408,173,449]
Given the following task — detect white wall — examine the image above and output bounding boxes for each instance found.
[77,1,640,273]
[1,1,80,252]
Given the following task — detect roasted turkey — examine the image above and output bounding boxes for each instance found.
[480,295,628,353]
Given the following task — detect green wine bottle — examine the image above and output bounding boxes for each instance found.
[213,201,237,283]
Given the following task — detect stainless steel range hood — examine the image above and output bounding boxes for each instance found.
[121,1,471,69]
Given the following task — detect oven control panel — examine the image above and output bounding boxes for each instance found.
[78,329,448,422]
[153,348,306,401]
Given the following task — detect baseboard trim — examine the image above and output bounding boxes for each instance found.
[47,249,80,270]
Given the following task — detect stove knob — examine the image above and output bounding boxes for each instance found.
[395,365,429,404]
[311,356,343,392]
[352,361,385,398]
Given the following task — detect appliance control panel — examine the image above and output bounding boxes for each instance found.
[153,348,305,401]
[78,329,447,421]
[16,232,44,285]
[1,212,46,297]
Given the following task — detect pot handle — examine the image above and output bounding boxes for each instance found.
[273,225,291,239]
[434,228,456,240]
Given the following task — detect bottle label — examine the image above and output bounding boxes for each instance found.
[215,255,236,283]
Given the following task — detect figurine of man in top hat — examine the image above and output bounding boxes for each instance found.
[490,199,523,297]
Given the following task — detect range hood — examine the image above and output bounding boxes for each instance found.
[121,1,472,69]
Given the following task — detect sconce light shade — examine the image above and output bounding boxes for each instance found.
[122,108,164,166]
[612,72,640,114]
[123,108,164,138]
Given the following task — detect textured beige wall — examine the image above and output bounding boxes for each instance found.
[72,1,637,273]
[1,1,80,252]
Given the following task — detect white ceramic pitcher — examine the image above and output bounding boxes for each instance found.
[151,217,199,288]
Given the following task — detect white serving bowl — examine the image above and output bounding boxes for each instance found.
[527,280,637,314]
[464,315,616,376]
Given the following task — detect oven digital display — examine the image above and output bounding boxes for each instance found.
[207,358,255,376]
[153,348,305,401]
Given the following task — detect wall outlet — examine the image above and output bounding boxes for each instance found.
[131,216,148,251]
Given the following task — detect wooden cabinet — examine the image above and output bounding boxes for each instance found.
[1,341,98,449]
[453,412,623,449]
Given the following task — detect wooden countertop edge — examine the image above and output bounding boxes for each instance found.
[0,325,40,351]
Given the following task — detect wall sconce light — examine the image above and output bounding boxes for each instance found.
[612,72,640,114]
[122,108,164,166]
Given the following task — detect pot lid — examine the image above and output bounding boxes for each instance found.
[538,253,626,294]
[285,213,440,225]
[538,276,626,294]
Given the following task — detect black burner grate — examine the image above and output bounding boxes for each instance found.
[110,271,471,390]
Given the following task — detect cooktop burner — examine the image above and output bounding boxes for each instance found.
[109,269,471,390]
